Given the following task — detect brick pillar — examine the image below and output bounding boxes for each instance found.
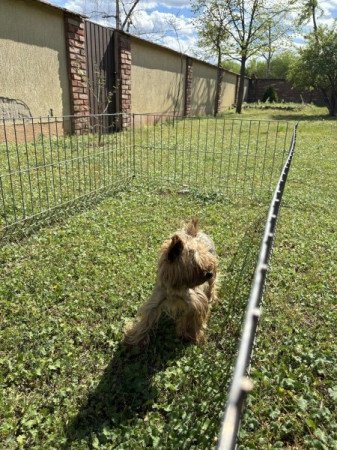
[118,33,131,129]
[184,57,193,116]
[64,14,89,133]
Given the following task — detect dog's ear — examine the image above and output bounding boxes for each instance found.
[186,218,199,237]
[167,235,184,261]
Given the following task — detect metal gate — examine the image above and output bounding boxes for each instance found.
[85,21,119,131]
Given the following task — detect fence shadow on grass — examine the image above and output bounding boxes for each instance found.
[0,183,132,246]
[209,214,265,352]
[63,213,266,449]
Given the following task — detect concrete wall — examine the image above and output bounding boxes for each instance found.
[188,62,248,114]
[131,37,185,115]
[0,0,251,123]
[0,0,71,119]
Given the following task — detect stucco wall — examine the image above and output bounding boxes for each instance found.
[190,63,242,114]
[131,38,185,115]
[0,0,71,119]
[190,61,217,115]
[219,71,237,109]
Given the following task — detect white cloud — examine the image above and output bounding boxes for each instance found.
[130,10,194,36]
[302,0,337,28]
[63,0,337,64]
[64,0,198,57]
[138,0,191,9]
[64,0,191,17]
[127,9,200,57]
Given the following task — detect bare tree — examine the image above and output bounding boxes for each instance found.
[89,0,140,31]
[120,0,140,31]
[193,3,229,116]
[261,17,294,77]
[193,0,297,113]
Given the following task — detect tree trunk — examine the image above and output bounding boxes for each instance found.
[214,47,222,117]
[328,92,337,117]
[312,2,318,34]
[266,54,272,78]
[319,86,337,117]
[266,24,272,77]
[214,68,223,117]
[236,56,247,114]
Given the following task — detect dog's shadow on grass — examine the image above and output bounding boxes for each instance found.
[63,320,187,448]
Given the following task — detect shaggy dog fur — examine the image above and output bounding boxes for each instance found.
[125,219,218,345]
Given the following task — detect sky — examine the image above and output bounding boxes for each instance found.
[52,0,337,60]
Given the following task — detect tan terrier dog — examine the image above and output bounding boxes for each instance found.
[125,219,218,345]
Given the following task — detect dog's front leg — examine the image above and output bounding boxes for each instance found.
[175,289,210,343]
[124,284,166,345]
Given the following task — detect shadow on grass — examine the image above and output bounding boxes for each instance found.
[270,113,336,122]
[0,182,133,246]
[63,320,187,449]
[209,215,265,349]
[63,214,266,449]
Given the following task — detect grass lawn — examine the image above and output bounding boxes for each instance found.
[1,187,267,449]
[0,104,336,448]
[237,105,337,449]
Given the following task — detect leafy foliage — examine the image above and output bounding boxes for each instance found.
[288,25,337,116]
[246,51,297,79]
[296,0,323,33]
[222,60,241,74]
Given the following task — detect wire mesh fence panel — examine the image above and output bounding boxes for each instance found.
[0,114,133,237]
[132,115,292,199]
[1,113,295,240]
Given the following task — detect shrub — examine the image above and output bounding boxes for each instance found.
[262,86,279,103]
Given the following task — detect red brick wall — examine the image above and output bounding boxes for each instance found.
[184,57,193,116]
[64,14,89,133]
[248,78,325,105]
[118,33,131,129]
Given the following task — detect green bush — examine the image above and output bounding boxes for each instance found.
[262,85,279,103]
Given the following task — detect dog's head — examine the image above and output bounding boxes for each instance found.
[158,220,217,289]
